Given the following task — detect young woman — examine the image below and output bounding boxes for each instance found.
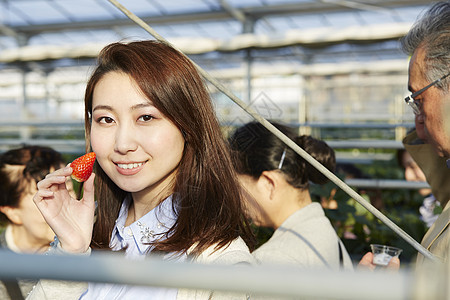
[229,121,353,270]
[397,148,440,228]
[30,40,255,299]
[0,145,71,298]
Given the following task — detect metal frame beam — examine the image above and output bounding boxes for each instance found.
[4,0,431,36]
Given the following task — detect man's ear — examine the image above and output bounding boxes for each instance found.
[0,206,22,225]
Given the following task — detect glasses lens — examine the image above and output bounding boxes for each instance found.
[405,96,420,114]
[408,102,420,114]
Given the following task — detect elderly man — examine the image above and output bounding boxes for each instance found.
[400,1,450,267]
[359,2,450,273]
[358,3,450,297]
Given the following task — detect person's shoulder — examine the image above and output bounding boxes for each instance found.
[255,207,341,255]
[194,237,256,266]
[280,203,336,238]
[286,203,326,223]
[253,246,300,265]
[252,230,311,263]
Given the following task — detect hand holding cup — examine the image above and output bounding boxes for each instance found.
[370,244,403,266]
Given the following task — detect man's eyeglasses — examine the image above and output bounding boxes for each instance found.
[404,72,450,114]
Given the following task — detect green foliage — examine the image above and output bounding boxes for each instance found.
[252,225,274,249]
[311,158,428,266]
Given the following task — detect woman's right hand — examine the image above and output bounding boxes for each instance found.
[33,166,96,253]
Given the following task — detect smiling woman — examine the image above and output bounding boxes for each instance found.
[29,40,256,300]
[90,71,185,200]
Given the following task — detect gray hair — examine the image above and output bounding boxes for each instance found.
[400,1,450,91]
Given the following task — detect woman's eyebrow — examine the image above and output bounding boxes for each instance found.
[92,105,113,112]
[130,102,154,110]
[92,102,155,112]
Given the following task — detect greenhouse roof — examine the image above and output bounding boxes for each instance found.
[0,0,432,67]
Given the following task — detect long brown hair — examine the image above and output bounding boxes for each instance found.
[84,40,255,255]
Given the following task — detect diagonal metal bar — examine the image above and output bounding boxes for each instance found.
[107,0,438,262]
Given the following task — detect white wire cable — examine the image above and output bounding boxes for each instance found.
[107,0,438,262]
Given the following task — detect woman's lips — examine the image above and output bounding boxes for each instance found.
[115,161,146,175]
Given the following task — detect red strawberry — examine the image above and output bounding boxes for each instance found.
[70,152,96,182]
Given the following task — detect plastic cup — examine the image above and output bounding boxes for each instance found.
[370,244,403,266]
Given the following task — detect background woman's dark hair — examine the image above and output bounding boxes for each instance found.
[84,40,255,254]
[0,145,64,224]
[229,121,336,189]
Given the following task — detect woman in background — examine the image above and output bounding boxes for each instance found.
[229,121,353,270]
[0,145,71,298]
[397,148,440,228]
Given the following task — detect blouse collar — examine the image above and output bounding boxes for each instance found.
[111,195,177,254]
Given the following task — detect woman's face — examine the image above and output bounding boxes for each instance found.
[90,71,185,200]
[17,183,55,247]
[401,151,431,196]
[402,152,427,183]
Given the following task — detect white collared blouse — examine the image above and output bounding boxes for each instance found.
[80,195,186,300]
